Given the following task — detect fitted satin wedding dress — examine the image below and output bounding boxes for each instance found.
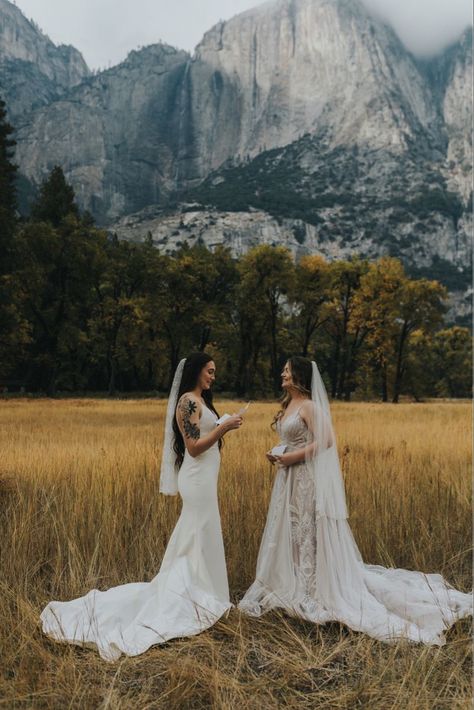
[239,405,472,645]
[40,405,231,662]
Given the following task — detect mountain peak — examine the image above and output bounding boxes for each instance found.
[0,0,89,121]
[0,0,89,76]
[2,0,472,302]
[192,0,442,177]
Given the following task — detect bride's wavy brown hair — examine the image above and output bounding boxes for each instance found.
[272,356,312,430]
[172,352,221,469]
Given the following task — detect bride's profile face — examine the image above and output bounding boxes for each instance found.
[199,361,216,391]
[281,361,293,390]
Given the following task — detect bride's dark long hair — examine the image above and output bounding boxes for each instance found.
[272,356,312,429]
[172,352,221,469]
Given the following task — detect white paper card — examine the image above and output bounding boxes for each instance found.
[270,444,287,456]
[216,402,251,426]
[216,413,232,425]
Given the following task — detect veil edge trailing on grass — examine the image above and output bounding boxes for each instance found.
[305,360,367,616]
[160,358,186,496]
[306,360,348,521]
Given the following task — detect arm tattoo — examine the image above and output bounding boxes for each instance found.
[179,396,200,441]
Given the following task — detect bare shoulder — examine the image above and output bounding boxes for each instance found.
[299,398,314,417]
[177,392,202,417]
[299,398,316,426]
[176,392,202,441]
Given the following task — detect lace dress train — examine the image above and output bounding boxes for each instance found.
[239,410,472,645]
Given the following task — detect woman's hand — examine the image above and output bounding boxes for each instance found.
[219,414,243,434]
[274,450,303,467]
[266,450,277,464]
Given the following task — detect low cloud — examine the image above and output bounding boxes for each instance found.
[13,0,473,70]
[360,0,472,57]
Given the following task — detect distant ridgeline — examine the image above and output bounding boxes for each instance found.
[186,134,471,293]
[0,0,472,319]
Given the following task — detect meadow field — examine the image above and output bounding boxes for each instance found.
[0,398,471,709]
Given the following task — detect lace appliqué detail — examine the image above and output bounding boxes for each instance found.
[289,460,317,602]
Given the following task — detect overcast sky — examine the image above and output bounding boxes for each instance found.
[13,0,473,70]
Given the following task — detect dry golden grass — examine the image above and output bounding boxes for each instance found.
[0,398,471,709]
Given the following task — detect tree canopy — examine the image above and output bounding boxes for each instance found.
[0,102,470,400]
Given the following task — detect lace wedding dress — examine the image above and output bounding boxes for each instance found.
[239,406,472,645]
[40,405,232,662]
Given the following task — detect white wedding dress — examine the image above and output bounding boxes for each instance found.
[239,407,472,645]
[40,405,232,662]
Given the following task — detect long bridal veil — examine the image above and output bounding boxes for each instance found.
[160,357,186,496]
[304,360,472,644]
[240,359,472,644]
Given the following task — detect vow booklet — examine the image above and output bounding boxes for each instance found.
[216,402,251,425]
[270,444,287,456]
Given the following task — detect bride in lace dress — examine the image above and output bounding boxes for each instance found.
[40,352,243,661]
[239,356,472,644]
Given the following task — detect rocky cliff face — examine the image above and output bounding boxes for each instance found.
[0,0,89,119]
[113,188,471,323]
[441,30,473,202]
[189,0,444,176]
[14,44,190,222]
[115,201,471,270]
[0,0,472,312]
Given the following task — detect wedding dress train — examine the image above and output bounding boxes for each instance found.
[40,405,231,662]
[239,407,472,645]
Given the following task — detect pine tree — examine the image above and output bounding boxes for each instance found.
[0,97,18,272]
[31,165,79,226]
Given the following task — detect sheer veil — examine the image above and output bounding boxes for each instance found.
[305,360,367,618]
[305,359,472,639]
[239,357,472,644]
[160,358,186,496]
[306,360,347,520]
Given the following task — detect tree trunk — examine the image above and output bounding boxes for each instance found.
[270,306,279,395]
[108,357,116,397]
[236,325,252,397]
[392,323,408,403]
[147,327,156,389]
[46,365,58,397]
[147,358,154,389]
[381,366,388,402]
[337,348,347,400]
[167,339,181,389]
[199,325,211,352]
[251,346,262,397]
[330,338,340,399]
[302,316,312,357]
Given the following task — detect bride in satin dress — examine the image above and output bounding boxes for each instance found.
[239,356,472,645]
[40,352,243,662]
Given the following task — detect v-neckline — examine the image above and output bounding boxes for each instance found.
[279,404,304,427]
